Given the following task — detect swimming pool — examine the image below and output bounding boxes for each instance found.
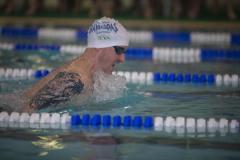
[0,27,240,160]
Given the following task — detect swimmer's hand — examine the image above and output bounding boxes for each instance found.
[29,72,84,110]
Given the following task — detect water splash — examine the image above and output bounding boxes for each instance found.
[0,70,127,112]
[92,70,127,102]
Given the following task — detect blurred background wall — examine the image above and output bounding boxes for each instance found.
[0,0,239,21]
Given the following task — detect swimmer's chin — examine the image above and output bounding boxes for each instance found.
[97,69,112,75]
[105,67,114,74]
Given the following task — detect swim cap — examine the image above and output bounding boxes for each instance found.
[87,17,129,48]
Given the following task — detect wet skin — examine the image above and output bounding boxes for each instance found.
[23,46,126,111]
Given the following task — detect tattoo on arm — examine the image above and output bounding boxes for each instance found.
[30,72,84,109]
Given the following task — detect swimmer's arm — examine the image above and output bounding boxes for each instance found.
[25,63,71,98]
[28,71,84,110]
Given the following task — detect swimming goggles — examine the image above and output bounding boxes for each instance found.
[113,46,127,55]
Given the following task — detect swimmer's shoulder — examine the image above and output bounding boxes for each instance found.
[24,66,64,97]
[27,70,85,110]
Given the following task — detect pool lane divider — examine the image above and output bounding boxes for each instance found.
[1,42,240,62]
[1,27,240,45]
[0,112,239,135]
[0,68,239,87]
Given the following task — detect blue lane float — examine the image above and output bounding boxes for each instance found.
[231,33,240,45]
[113,115,122,127]
[153,72,215,84]
[201,49,240,61]
[71,114,81,125]
[82,114,90,125]
[90,114,101,126]
[124,116,132,127]
[70,114,153,129]
[14,44,60,52]
[1,27,38,38]
[153,31,190,43]
[76,30,88,41]
[34,69,50,78]
[103,115,111,127]
[126,48,152,60]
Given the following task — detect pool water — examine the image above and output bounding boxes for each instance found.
[0,44,240,159]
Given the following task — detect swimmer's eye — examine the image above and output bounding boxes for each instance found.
[113,46,127,55]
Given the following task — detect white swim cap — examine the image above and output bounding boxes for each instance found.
[87,17,129,48]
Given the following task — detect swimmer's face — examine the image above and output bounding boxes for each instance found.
[99,46,127,74]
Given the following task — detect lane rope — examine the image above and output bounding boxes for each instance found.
[0,68,239,87]
[1,42,240,62]
[0,112,239,136]
[1,27,240,45]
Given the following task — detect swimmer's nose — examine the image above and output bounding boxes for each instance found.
[117,54,125,63]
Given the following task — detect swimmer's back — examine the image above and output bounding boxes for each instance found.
[23,54,93,111]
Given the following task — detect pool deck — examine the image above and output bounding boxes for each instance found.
[0,16,240,30]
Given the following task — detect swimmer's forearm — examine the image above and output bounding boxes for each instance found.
[29,72,84,110]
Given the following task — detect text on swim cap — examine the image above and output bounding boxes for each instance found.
[88,22,118,34]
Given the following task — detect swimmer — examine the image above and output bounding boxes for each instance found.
[20,17,129,112]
